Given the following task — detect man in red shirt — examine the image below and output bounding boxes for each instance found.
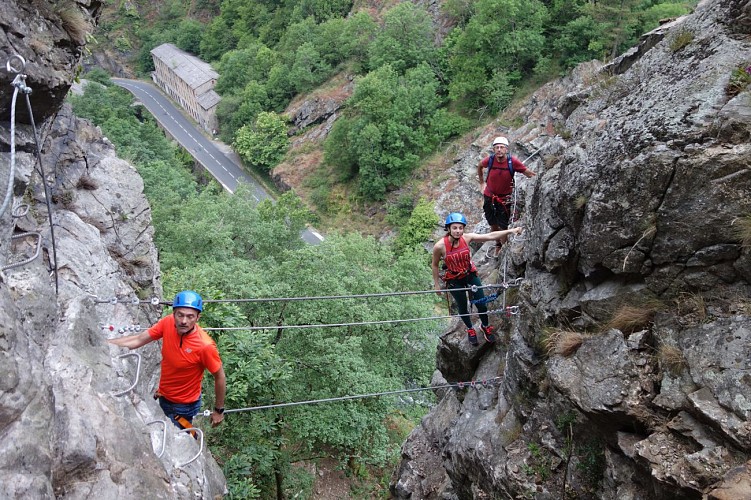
[109,290,226,428]
[477,136,536,250]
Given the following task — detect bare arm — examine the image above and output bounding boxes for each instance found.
[464,227,522,244]
[477,160,486,193]
[108,331,154,350]
[523,169,536,178]
[210,366,226,427]
[431,241,446,294]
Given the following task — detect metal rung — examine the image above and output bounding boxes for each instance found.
[12,204,29,218]
[174,427,204,468]
[146,419,167,458]
[111,352,141,396]
[1,231,42,271]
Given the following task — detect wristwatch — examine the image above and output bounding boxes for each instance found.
[214,407,225,414]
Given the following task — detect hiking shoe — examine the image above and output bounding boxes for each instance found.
[481,325,496,343]
[467,328,479,346]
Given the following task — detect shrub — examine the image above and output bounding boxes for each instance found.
[733,215,751,247]
[76,175,99,190]
[725,64,751,97]
[669,28,693,53]
[57,3,89,45]
[544,329,585,357]
[605,300,664,334]
[658,343,687,375]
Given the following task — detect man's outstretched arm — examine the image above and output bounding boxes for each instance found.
[108,331,153,350]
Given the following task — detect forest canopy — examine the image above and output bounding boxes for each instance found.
[113,0,693,201]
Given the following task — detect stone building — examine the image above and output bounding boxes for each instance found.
[150,43,220,134]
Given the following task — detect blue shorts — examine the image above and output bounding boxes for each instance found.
[158,396,202,428]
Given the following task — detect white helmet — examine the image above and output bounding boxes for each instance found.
[492,136,509,146]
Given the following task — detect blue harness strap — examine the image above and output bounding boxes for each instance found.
[470,293,498,305]
[484,154,514,181]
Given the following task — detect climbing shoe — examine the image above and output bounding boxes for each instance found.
[467,328,479,346]
[481,325,496,343]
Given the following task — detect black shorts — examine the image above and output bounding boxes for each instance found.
[483,195,511,229]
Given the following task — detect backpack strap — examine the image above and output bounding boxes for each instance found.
[485,154,515,181]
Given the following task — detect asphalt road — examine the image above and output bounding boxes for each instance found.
[112,78,323,245]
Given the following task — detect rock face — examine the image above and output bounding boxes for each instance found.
[0,2,226,498]
[393,0,751,498]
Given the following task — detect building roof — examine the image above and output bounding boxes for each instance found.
[197,90,221,111]
[151,43,218,90]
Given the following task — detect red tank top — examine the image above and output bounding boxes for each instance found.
[443,236,476,280]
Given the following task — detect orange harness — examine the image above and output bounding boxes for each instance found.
[155,391,198,438]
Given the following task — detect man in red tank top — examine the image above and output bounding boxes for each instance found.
[431,213,522,346]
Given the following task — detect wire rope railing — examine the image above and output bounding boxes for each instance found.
[4,55,59,293]
[198,376,503,416]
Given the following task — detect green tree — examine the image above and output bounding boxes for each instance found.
[233,111,289,172]
[446,0,549,112]
[296,0,353,22]
[554,15,606,69]
[394,197,438,255]
[200,16,237,61]
[343,11,378,71]
[215,49,257,95]
[175,18,204,54]
[324,63,454,200]
[83,68,112,86]
[289,42,332,94]
[367,2,437,74]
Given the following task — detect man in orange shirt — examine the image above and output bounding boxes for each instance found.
[109,290,226,428]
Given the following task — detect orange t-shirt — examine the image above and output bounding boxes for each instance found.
[148,315,222,403]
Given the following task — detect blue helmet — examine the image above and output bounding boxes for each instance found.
[444,212,467,230]
[172,290,203,312]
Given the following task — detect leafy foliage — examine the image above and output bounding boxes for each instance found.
[367,3,437,74]
[325,63,467,200]
[233,111,289,172]
[394,197,439,255]
[70,84,438,496]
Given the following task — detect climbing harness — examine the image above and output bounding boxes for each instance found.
[3,55,59,293]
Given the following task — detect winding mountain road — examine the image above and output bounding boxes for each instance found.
[112,78,323,244]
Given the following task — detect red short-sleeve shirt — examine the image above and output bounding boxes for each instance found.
[148,315,222,403]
